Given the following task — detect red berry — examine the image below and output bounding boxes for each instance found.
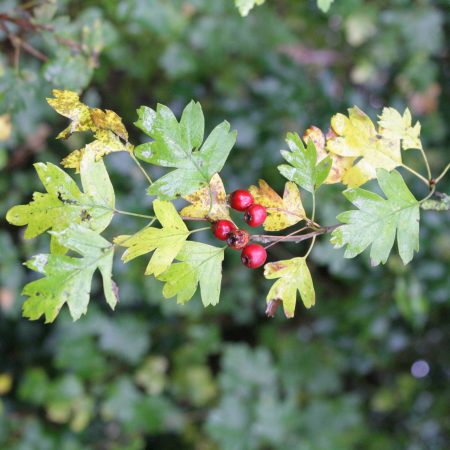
[244,204,267,227]
[229,189,254,211]
[226,229,250,249]
[241,244,267,269]
[212,220,237,241]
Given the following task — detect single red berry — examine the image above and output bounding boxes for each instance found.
[226,229,250,249]
[244,204,267,227]
[229,189,254,211]
[212,220,237,241]
[241,244,267,269]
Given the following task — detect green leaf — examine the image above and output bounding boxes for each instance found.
[114,200,189,276]
[317,0,335,13]
[331,169,420,265]
[22,226,118,323]
[134,102,236,199]
[264,257,315,318]
[157,242,225,306]
[235,0,265,16]
[278,133,331,193]
[6,157,115,248]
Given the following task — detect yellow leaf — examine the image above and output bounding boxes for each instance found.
[47,90,131,170]
[303,126,355,184]
[378,107,422,150]
[0,114,12,141]
[326,106,401,187]
[249,179,305,231]
[180,173,231,221]
[264,257,315,318]
[114,200,189,276]
[0,374,12,395]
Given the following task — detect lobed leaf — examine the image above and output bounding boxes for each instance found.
[6,154,115,253]
[264,257,315,318]
[325,106,423,187]
[22,226,118,323]
[235,0,266,16]
[114,200,189,276]
[248,179,305,231]
[303,126,354,184]
[181,173,231,221]
[378,107,422,150]
[278,132,331,193]
[134,101,237,199]
[157,242,225,306]
[331,169,420,265]
[47,90,131,172]
[317,0,335,12]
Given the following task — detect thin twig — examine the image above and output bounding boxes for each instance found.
[130,151,153,185]
[401,163,429,186]
[251,224,340,244]
[435,162,450,185]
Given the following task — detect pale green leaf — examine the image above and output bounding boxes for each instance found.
[157,242,225,306]
[331,169,420,265]
[22,226,118,323]
[378,107,422,150]
[317,0,335,13]
[264,257,315,318]
[114,200,189,276]
[235,0,265,16]
[135,102,236,199]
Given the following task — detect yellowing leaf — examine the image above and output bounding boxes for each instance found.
[114,200,189,276]
[180,173,231,221]
[6,158,115,248]
[248,180,305,231]
[264,257,315,318]
[0,114,12,141]
[378,107,422,150]
[47,90,131,171]
[0,374,13,395]
[326,106,401,187]
[303,126,355,184]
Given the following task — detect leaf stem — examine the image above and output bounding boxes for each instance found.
[419,185,436,205]
[189,226,212,234]
[130,151,153,185]
[401,163,429,186]
[304,192,316,258]
[434,162,450,185]
[114,209,155,220]
[419,147,432,181]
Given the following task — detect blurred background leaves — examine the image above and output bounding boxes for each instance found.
[0,0,449,449]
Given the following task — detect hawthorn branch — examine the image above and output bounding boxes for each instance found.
[251,224,340,244]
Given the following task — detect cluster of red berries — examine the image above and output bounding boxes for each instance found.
[211,189,267,269]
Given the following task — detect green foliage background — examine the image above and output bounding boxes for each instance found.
[1,1,449,449]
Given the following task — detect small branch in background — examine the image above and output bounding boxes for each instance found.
[6,124,51,169]
[0,11,84,65]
